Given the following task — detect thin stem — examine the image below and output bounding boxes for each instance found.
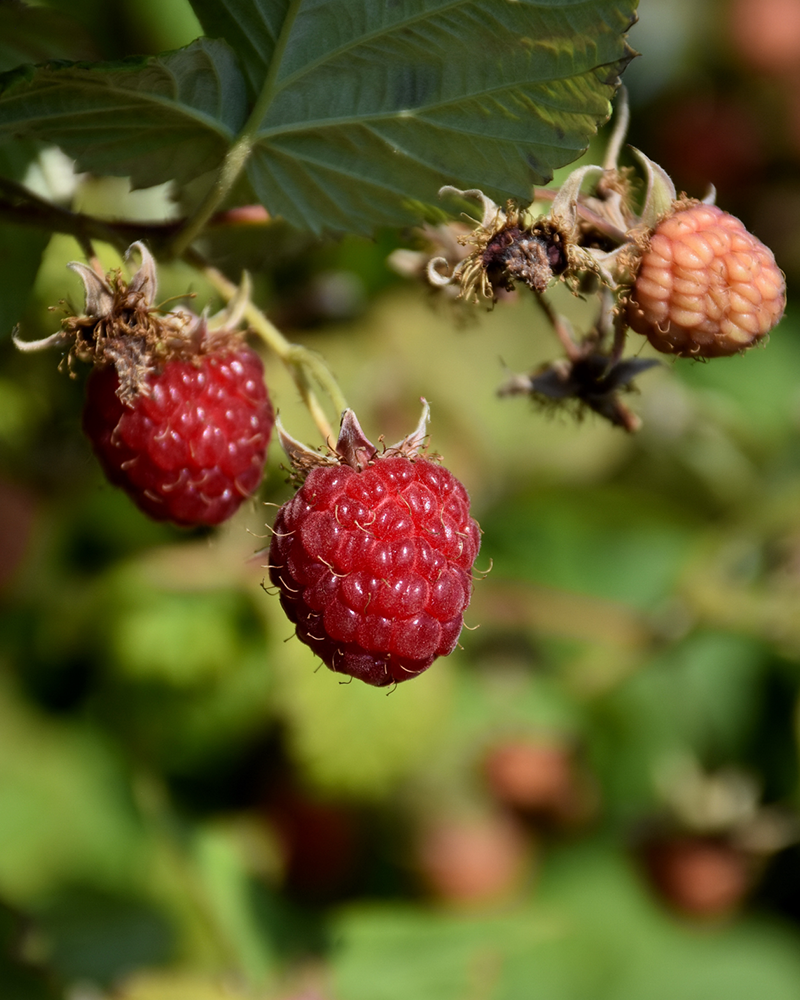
[532,291,582,362]
[603,86,630,173]
[287,345,348,416]
[288,359,336,449]
[608,308,629,370]
[168,133,255,258]
[189,250,345,445]
[0,176,179,251]
[0,176,275,249]
[168,2,301,258]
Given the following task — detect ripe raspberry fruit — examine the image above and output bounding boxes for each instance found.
[83,344,273,526]
[268,405,481,687]
[626,202,785,358]
[15,242,274,526]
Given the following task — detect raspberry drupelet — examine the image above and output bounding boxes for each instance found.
[83,345,273,526]
[268,405,481,686]
[626,202,785,358]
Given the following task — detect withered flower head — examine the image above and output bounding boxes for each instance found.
[499,353,661,433]
[424,89,703,310]
[427,187,570,304]
[14,242,251,405]
[427,169,635,305]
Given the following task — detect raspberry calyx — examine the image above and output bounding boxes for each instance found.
[268,404,481,687]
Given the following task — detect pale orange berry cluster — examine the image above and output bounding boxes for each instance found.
[627,203,786,358]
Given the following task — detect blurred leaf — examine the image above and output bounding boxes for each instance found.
[192,0,638,232]
[0,141,50,340]
[0,679,146,902]
[36,886,173,988]
[537,844,800,1000]
[110,589,252,687]
[0,39,248,188]
[334,843,800,1000]
[267,601,451,799]
[0,4,96,72]
[113,969,270,1000]
[482,486,694,610]
[333,904,573,1000]
[192,826,276,986]
[676,310,800,441]
[591,632,769,816]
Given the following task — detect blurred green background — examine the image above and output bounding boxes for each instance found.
[3,0,800,997]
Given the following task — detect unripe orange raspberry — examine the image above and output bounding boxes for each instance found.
[626,203,785,358]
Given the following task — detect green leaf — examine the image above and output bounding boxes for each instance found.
[187,0,290,98]
[191,0,638,232]
[333,845,800,1000]
[0,5,96,73]
[0,38,249,188]
[0,2,637,234]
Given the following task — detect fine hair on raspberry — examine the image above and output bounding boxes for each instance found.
[268,443,481,687]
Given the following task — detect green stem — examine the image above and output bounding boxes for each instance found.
[288,358,339,449]
[190,252,347,445]
[533,291,582,361]
[132,772,249,976]
[168,5,301,258]
[287,345,349,416]
[169,133,255,258]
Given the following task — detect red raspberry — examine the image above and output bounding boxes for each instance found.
[268,409,480,686]
[83,345,273,526]
[13,242,275,527]
[626,203,785,358]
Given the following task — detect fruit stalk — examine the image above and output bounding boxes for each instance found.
[191,253,348,445]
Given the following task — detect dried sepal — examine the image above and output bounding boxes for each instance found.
[276,415,339,481]
[14,242,258,407]
[438,186,506,230]
[67,261,115,317]
[430,187,579,303]
[549,164,605,237]
[427,163,641,303]
[383,398,430,458]
[278,400,432,482]
[499,351,660,433]
[125,241,158,302]
[12,327,70,353]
